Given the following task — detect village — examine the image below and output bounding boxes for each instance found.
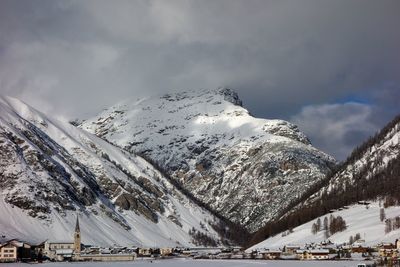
[0,216,399,265]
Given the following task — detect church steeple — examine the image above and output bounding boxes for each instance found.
[75,215,80,232]
[73,214,81,254]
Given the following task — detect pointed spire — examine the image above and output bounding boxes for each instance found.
[75,214,80,232]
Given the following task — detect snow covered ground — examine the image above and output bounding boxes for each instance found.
[249,202,400,251]
[4,259,374,267]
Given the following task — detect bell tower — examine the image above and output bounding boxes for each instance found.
[73,215,81,254]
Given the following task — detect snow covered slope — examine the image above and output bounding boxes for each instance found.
[0,96,224,247]
[81,88,336,232]
[307,115,400,204]
[248,202,400,250]
[248,114,400,249]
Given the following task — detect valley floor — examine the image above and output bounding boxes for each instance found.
[5,259,374,267]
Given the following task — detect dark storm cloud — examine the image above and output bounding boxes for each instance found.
[291,102,378,160]
[291,85,400,160]
[0,0,399,159]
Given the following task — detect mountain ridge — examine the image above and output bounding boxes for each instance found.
[0,95,229,247]
[81,88,336,232]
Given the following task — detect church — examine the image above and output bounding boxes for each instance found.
[42,215,82,261]
[42,215,135,262]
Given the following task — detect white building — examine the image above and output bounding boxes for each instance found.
[0,241,18,263]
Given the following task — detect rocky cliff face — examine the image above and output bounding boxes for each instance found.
[0,96,224,247]
[81,88,336,232]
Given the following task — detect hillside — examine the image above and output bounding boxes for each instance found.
[248,114,400,248]
[0,96,228,247]
[81,88,336,232]
[248,202,400,250]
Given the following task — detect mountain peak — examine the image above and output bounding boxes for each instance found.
[217,87,243,106]
[157,87,242,106]
[82,89,335,232]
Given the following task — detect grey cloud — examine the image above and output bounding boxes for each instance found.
[291,103,379,160]
[0,0,399,158]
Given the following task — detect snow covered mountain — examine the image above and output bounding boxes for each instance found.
[0,96,226,247]
[306,114,400,205]
[248,114,400,249]
[81,88,336,232]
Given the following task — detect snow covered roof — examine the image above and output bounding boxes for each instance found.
[309,249,330,254]
[321,244,337,249]
[47,240,74,244]
[55,249,73,255]
[9,241,24,247]
[285,245,301,248]
[260,250,282,254]
[0,242,18,248]
[295,249,330,254]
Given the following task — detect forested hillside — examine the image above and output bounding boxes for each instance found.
[248,114,400,247]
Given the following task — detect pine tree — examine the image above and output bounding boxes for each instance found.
[311,223,318,234]
[385,219,393,234]
[355,233,361,241]
[380,208,386,222]
[329,215,347,235]
[323,217,328,230]
[394,217,400,230]
[316,218,321,231]
[324,229,330,239]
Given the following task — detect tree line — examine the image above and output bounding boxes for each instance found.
[311,215,347,237]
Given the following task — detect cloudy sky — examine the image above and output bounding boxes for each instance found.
[0,0,399,160]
